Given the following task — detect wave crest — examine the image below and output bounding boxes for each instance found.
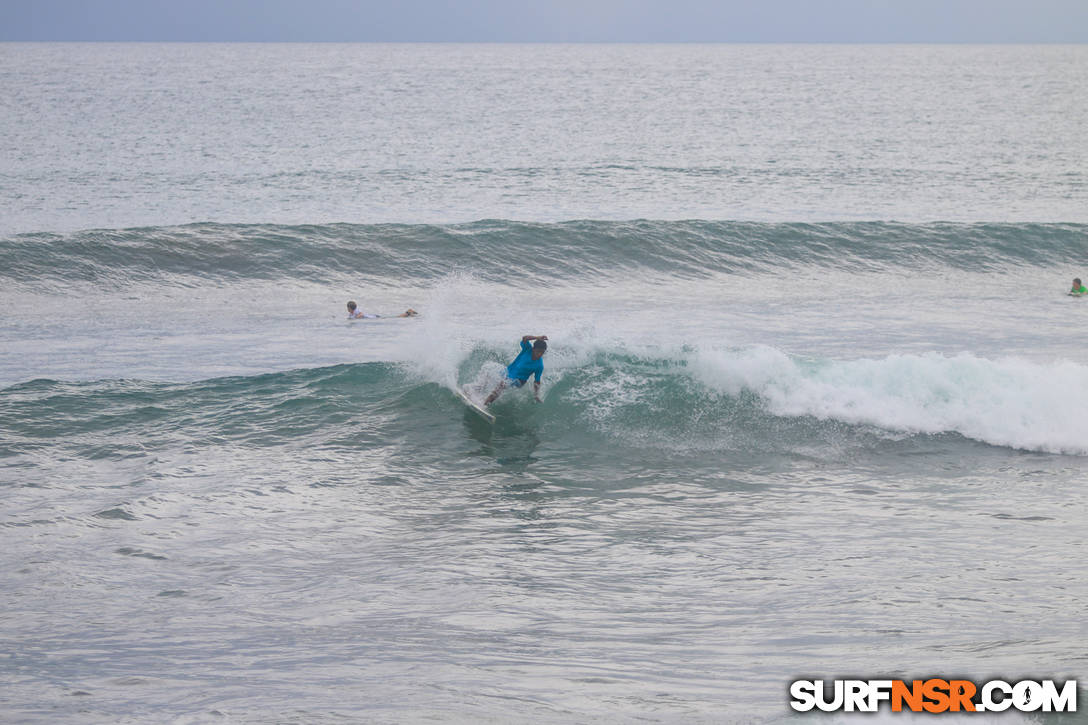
[4,346,1086,456]
[4,220,1085,287]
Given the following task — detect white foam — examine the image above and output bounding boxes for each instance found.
[692,345,1088,455]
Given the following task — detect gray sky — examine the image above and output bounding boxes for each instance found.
[1,0,1086,42]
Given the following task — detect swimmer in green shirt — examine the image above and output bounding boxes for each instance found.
[1070,279,1087,296]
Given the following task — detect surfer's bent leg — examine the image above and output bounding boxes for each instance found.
[484,380,507,406]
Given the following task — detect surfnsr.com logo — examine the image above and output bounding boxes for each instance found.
[789,679,1077,713]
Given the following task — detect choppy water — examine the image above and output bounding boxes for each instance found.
[2,44,1088,723]
[3,43,1087,232]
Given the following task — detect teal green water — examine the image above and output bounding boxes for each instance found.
[4,221,1087,285]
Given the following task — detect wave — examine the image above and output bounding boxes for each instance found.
[4,345,1087,457]
[3,220,1086,287]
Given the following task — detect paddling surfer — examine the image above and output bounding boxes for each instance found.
[347,300,418,318]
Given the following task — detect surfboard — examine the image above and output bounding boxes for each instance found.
[457,386,495,424]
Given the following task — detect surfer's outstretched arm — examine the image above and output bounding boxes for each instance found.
[522,334,548,342]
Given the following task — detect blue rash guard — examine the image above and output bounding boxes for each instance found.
[505,339,543,387]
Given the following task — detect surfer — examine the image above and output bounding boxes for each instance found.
[347,300,418,319]
[1070,279,1087,296]
[485,335,548,406]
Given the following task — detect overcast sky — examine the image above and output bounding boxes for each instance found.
[1,0,1086,43]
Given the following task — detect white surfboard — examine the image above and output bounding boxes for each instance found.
[457,386,495,424]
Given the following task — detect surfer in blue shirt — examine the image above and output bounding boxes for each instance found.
[485,335,548,406]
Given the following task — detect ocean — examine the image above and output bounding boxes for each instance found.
[2,43,1087,723]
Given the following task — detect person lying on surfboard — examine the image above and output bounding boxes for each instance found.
[1070,279,1087,296]
[347,300,418,319]
[485,335,548,406]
